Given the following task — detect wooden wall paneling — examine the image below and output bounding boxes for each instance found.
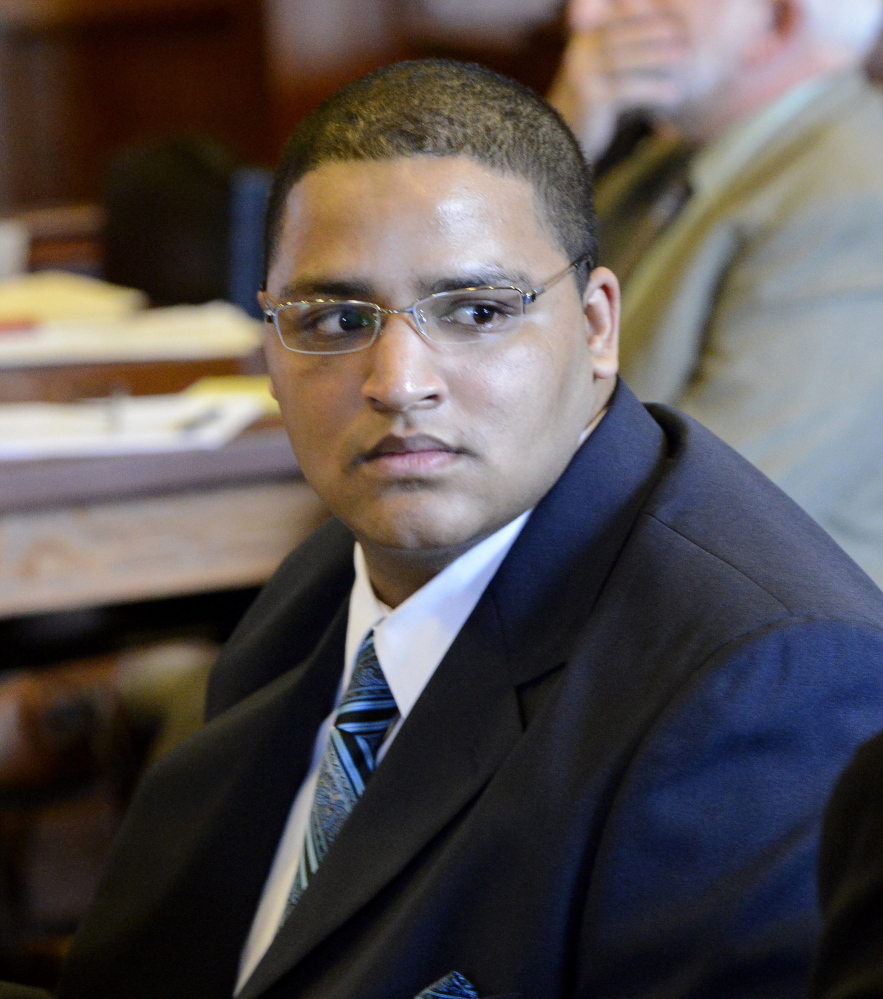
[264,0,567,151]
[0,25,80,210]
[0,0,276,213]
[67,2,276,173]
[263,0,406,150]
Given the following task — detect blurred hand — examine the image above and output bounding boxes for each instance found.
[549,0,690,159]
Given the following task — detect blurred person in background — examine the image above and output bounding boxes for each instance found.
[550,0,883,587]
[813,726,883,998]
[870,13,883,79]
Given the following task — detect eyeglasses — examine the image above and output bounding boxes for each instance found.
[259,255,592,355]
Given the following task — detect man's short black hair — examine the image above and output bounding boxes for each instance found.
[263,59,597,284]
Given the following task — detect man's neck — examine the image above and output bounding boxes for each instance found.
[359,542,471,609]
[669,56,853,146]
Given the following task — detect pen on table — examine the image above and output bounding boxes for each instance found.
[177,406,221,434]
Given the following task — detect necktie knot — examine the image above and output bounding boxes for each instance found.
[333,636,399,778]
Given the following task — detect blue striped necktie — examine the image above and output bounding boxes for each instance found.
[281,633,398,924]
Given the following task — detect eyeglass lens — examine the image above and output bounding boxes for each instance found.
[275,288,527,354]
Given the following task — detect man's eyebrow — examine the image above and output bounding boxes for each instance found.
[276,279,376,302]
[275,269,536,303]
[424,269,534,296]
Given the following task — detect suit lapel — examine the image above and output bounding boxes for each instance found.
[208,518,355,717]
[595,132,696,287]
[488,383,667,688]
[238,593,522,999]
[158,604,349,997]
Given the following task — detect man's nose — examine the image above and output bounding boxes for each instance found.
[360,313,448,413]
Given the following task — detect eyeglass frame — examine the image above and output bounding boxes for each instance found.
[258,254,594,356]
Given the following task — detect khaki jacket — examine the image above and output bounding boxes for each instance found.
[599,73,883,586]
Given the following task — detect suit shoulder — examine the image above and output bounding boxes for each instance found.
[641,404,883,627]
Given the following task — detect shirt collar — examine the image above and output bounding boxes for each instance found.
[345,510,531,719]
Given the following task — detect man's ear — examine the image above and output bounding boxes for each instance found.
[583,265,620,381]
[745,0,804,65]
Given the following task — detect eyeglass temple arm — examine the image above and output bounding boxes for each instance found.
[524,255,593,304]
[257,288,276,321]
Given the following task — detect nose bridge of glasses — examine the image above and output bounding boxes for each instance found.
[377,302,432,341]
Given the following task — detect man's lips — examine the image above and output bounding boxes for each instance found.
[360,434,465,474]
[364,434,458,459]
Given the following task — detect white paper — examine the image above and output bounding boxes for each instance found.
[0,270,145,324]
[0,301,262,368]
[0,393,264,461]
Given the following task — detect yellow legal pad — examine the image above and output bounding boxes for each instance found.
[185,375,280,417]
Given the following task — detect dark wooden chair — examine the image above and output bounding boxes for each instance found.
[0,657,146,992]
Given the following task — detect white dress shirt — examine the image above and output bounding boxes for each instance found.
[235,510,530,993]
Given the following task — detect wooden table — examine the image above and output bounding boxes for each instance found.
[0,417,329,619]
[0,252,331,617]
[0,277,327,616]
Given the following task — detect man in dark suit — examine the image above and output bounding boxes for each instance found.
[811,731,883,998]
[49,60,883,999]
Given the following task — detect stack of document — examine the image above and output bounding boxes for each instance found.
[0,271,146,324]
[0,301,262,368]
[0,392,266,461]
[0,272,263,367]
[184,374,279,416]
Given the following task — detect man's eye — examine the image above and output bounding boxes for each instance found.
[303,305,375,336]
[439,299,519,331]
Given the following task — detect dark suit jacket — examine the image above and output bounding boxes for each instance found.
[812,729,883,998]
[0,984,50,999]
[58,383,883,999]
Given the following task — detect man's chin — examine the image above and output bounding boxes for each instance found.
[349,503,500,563]
[357,521,482,559]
